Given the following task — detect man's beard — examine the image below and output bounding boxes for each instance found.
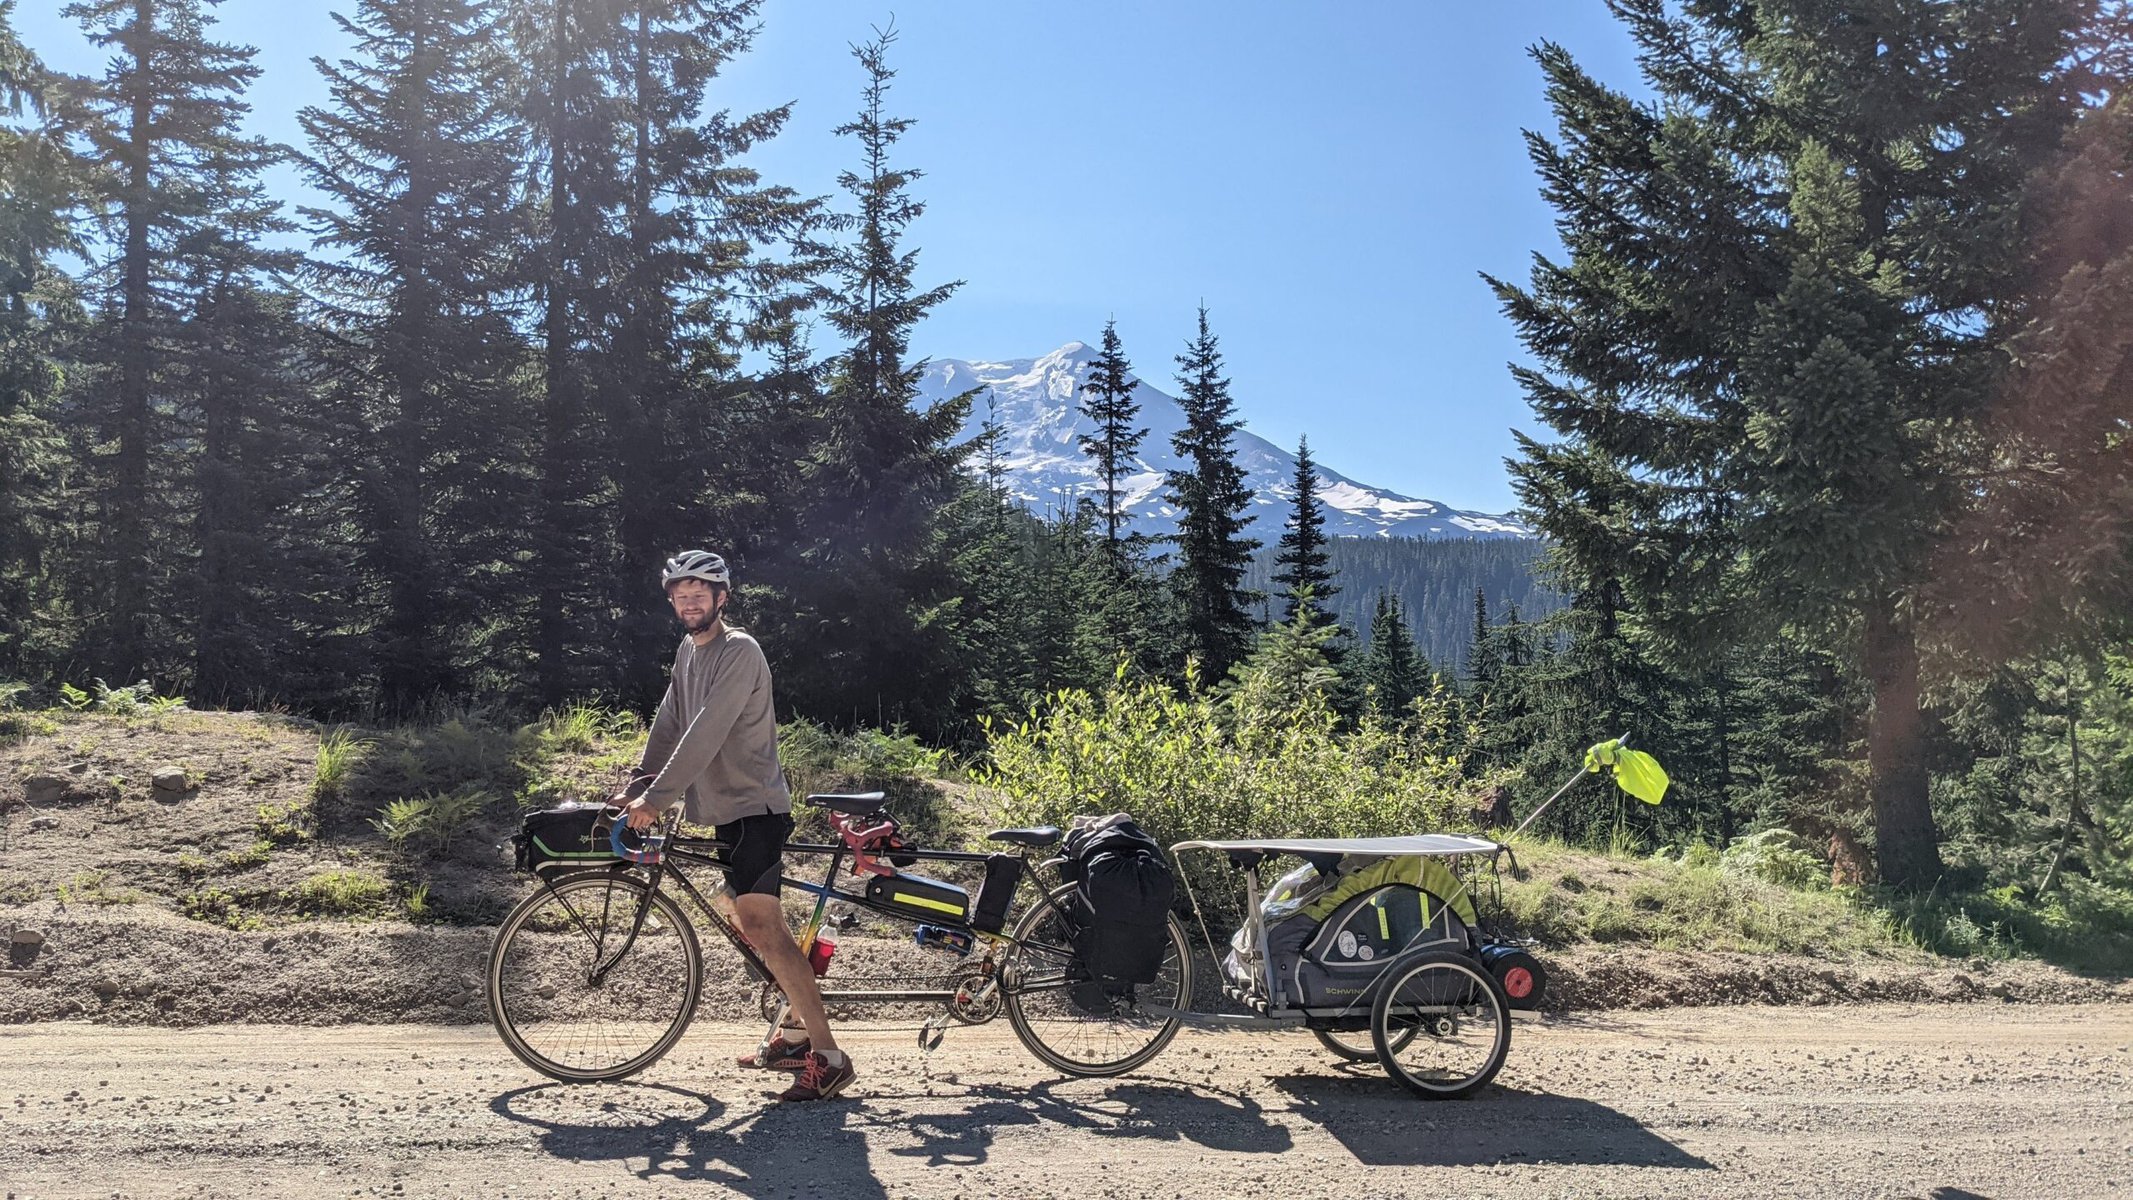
[680,601,721,635]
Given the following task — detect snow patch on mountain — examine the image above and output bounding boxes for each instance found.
[915,343,1534,541]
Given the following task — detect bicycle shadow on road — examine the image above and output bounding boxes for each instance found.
[491,1080,892,1199]
[861,1076,1294,1167]
[1269,1073,1713,1170]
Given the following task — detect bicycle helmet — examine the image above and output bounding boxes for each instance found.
[661,549,730,589]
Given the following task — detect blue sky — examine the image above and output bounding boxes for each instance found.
[16,1,1643,515]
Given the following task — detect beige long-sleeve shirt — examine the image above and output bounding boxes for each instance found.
[635,627,791,826]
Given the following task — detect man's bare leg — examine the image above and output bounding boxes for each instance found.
[734,893,840,1054]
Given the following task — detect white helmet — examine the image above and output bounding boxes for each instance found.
[661,550,730,589]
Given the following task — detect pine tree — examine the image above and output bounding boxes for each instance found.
[1077,319,1145,563]
[1491,0,2117,886]
[300,0,531,711]
[1164,305,1261,680]
[769,24,968,732]
[1361,591,1424,716]
[1466,587,1496,686]
[1272,435,1336,625]
[604,0,811,709]
[62,0,284,685]
[0,3,78,681]
[509,0,630,705]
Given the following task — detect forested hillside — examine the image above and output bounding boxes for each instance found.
[3,0,2132,939]
[1243,536,1558,669]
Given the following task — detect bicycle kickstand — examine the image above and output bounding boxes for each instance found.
[917,1013,949,1054]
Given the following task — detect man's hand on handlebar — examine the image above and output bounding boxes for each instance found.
[610,793,660,831]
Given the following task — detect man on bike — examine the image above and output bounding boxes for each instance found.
[615,549,855,1101]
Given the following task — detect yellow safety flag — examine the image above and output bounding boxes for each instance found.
[1584,738,1669,805]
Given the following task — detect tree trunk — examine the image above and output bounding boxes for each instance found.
[112,0,157,680]
[1862,596,1943,889]
[378,0,441,714]
[191,282,237,704]
[536,0,575,707]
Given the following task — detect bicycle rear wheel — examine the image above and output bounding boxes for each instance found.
[1003,882,1191,1077]
[488,870,703,1083]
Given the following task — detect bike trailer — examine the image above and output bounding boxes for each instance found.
[1222,852,1480,1009]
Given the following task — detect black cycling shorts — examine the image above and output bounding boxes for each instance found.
[718,811,794,897]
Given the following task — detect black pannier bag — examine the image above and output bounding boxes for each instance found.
[1063,816,1175,985]
[513,803,616,874]
[971,854,1024,934]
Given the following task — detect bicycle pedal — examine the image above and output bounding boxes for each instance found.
[917,1021,947,1053]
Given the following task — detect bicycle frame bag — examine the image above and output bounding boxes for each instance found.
[971,854,1024,934]
[863,872,971,925]
[513,803,616,874]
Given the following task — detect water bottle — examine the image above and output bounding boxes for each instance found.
[807,919,838,977]
[913,925,974,957]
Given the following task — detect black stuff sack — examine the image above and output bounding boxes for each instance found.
[513,804,616,874]
[1063,816,1175,985]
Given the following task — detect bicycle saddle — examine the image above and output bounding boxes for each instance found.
[804,791,887,815]
[986,826,1063,848]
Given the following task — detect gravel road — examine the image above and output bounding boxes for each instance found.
[3,1004,2129,1200]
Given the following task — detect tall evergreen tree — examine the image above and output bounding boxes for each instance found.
[0,3,78,681]
[1466,586,1496,686]
[604,0,811,708]
[1076,319,1144,563]
[62,0,283,684]
[1361,591,1424,715]
[767,25,967,732]
[300,0,530,711]
[510,0,629,705]
[1272,434,1336,625]
[1492,0,2117,886]
[1165,305,1260,678]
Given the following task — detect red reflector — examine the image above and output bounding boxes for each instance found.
[1504,966,1534,998]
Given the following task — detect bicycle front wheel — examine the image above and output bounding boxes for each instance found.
[487,870,703,1083]
[1003,882,1191,1077]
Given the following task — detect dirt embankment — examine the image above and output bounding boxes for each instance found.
[5,709,2130,1027]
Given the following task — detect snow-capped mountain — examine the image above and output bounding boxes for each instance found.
[914,342,1533,541]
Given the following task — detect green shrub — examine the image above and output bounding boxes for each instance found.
[55,870,140,907]
[256,798,313,845]
[286,869,390,917]
[1722,828,1828,890]
[313,729,371,802]
[524,703,640,755]
[179,886,264,931]
[54,679,184,717]
[221,839,272,871]
[370,786,489,857]
[175,852,214,881]
[984,669,1481,924]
